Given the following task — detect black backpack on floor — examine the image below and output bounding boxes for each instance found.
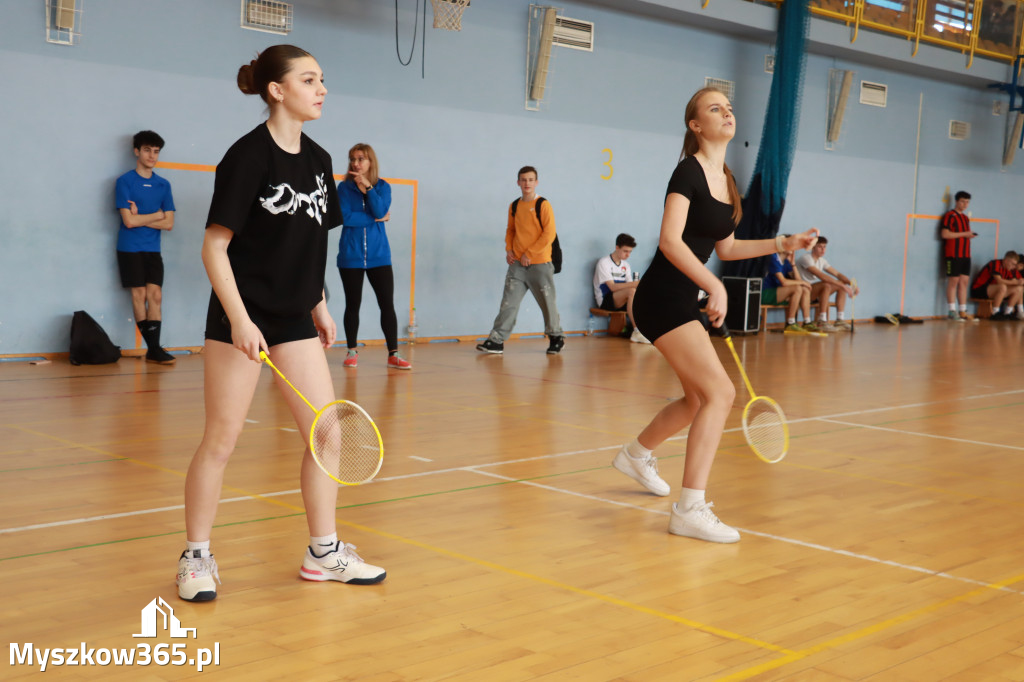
[70,311,121,365]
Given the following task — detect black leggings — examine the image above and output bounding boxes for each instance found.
[339,266,399,353]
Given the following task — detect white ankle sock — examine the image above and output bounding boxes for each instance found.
[310,533,338,556]
[958,305,967,312]
[677,487,705,511]
[949,303,957,312]
[186,540,210,556]
[787,317,796,325]
[625,439,653,460]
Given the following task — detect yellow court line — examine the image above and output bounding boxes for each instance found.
[333,517,796,657]
[716,570,1024,681]
[15,423,1024,677]
[8,425,790,657]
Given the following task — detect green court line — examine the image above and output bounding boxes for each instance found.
[0,473,580,562]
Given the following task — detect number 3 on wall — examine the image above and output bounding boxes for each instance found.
[601,148,613,180]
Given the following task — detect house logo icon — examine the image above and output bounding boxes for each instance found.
[132,597,197,639]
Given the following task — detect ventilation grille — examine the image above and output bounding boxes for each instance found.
[949,120,971,140]
[241,0,293,35]
[705,77,736,102]
[552,16,594,51]
[859,81,887,107]
[764,54,775,74]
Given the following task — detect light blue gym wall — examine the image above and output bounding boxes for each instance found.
[1,0,1021,355]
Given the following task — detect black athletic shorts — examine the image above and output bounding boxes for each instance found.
[117,251,164,288]
[970,286,990,301]
[205,292,317,348]
[945,257,971,278]
[599,295,626,312]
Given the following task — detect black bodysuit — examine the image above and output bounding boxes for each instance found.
[631,156,737,343]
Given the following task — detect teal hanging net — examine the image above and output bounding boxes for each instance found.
[723,0,811,278]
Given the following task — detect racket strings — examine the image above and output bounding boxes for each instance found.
[313,403,382,484]
[743,398,788,463]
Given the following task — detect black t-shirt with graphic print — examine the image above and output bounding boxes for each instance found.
[206,123,342,317]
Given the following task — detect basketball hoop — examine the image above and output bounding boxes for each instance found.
[430,0,469,31]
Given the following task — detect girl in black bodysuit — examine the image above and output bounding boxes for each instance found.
[612,87,818,544]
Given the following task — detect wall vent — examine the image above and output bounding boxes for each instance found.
[241,0,292,35]
[552,16,594,51]
[705,77,735,102]
[859,80,887,107]
[949,120,971,140]
[764,54,775,74]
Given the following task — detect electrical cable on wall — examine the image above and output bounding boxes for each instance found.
[395,0,427,78]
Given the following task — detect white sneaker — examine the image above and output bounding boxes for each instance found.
[612,446,670,496]
[630,328,651,344]
[177,550,220,602]
[300,542,386,585]
[668,501,740,543]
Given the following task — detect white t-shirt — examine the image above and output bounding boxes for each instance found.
[593,255,632,306]
[796,253,831,284]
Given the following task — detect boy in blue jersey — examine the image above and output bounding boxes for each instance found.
[116,131,176,364]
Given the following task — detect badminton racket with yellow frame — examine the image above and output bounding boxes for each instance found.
[719,323,790,463]
[260,351,383,485]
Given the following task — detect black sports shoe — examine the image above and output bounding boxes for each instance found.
[146,347,177,365]
[990,312,1008,321]
[546,335,565,354]
[476,339,504,354]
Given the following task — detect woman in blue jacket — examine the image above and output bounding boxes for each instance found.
[337,143,410,369]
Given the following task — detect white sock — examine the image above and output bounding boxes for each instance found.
[677,487,705,511]
[837,312,846,321]
[949,303,957,312]
[186,540,210,557]
[959,304,967,312]
[1004,306,1013,315]
[310,533,338,556]
[1016,304,1023,313]
[626,439,653,460]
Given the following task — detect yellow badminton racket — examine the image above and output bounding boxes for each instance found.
[719,324,790,463]
[260,351,383,485]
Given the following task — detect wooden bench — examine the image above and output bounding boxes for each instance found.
[970,298,993,319]
[588,308,628,336]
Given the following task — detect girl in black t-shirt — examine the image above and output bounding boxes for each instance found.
[176,45,386,602]
[613,87,818,544]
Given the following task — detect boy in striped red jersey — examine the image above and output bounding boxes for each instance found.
[940,191,978,322]
[971,251,1023,320]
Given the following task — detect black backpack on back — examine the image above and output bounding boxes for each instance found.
[511,196,562,274]
[70,311,121,365]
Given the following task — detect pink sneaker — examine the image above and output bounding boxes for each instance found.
[387,354,411,370]
[343,350,358,368]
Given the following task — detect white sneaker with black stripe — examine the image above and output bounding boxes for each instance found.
[177,549,220,602]
[300,542,386,585]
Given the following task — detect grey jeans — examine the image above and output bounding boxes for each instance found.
[488,261,563,343]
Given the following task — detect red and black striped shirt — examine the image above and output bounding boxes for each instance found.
[942,210,971,258]
[972,259,1013,289]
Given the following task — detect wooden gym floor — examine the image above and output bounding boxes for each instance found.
[2,321,1024,681]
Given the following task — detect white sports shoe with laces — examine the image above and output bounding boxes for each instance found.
[612,446,670,496]
[668,501,740,543]
[177,549,221,602]
[300,542,386,585]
